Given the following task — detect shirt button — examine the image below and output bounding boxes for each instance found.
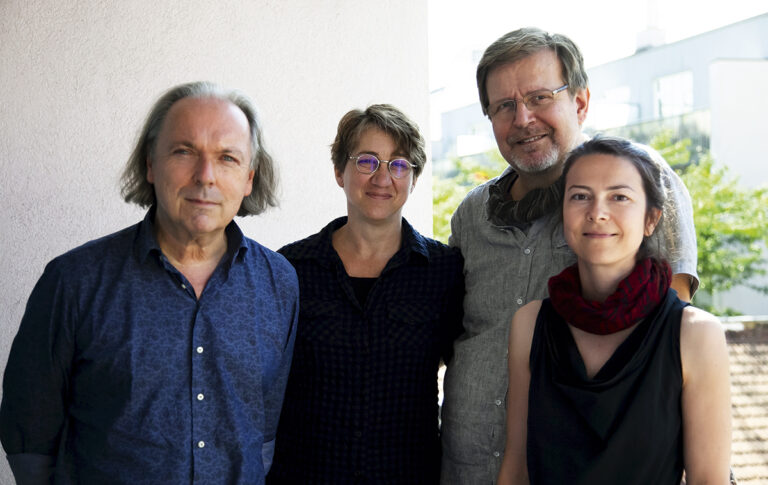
[524,248,531,255]
[516,298,523,305]
[197,393,204,401]
[181,283,187,289]
[493,451,501,457]
[196,346,204,354]
[197,441,205,448]
[495,399,502,406]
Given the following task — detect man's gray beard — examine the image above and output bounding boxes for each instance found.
[508,145,560,175]
[505,147,564,223]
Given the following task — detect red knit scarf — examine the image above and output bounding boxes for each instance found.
[547,258,671,335]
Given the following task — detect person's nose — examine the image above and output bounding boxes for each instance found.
[370,161,393,186]
[512,102,536,128]
[587,199,609,222]
[194,155,216,185]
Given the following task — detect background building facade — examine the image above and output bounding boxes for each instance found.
[432,13,768,314]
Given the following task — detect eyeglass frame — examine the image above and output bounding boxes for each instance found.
[347,154,417,179]
[486,84,570,121]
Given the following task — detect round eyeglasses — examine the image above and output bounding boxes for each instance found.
[348,154,415,179]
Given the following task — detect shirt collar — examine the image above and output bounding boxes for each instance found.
[488,166,517,199]
[287,216,430,269]
[487,167,524,228]
[135,206,247,265]
[486,166,564,230]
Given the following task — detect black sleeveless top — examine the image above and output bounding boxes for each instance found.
[527,291,688,485]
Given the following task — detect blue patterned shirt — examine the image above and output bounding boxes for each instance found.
[0,209,299,485]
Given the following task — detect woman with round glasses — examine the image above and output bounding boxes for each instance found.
[497,136,732,484]
[267,104,464,484]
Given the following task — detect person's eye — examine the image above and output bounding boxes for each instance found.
[172,148,192,155]
[390,159,411,176]
[570,193,588,201]
[222,154,238,163]
[356,156,378,171]
[528,94,552,105]
[613,194,629,201]
[499,100,516,112]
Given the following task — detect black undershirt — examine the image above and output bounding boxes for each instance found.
[349,276,377,306]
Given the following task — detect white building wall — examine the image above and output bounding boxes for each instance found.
[586,14,768,129]
[709,59,768,315]
[0,1,429,481]
[709,59,768,189]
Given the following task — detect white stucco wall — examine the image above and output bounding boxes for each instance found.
[709,59,768,189]
[0,1,429,480]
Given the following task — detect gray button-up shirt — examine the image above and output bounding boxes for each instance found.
[440,145,697,484]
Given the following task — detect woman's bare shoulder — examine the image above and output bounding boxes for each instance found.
[680,306,725,342]
[679,305,728,382]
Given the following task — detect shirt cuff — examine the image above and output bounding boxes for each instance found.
[262,439,275,474]
[6,453,55,485]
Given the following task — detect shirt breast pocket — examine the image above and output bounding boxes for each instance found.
[386,302,439,348]
[297,299,349,346]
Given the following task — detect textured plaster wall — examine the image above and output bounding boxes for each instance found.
[0,1,428,481]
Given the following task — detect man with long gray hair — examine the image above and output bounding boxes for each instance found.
[440,28,698,483]
[0,81,299,484]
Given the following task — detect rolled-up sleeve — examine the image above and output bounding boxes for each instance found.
[638,143,699,294]
[0,261,75,484]
[663,164,699,291]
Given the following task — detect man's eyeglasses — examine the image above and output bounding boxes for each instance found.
[487,84,569,121]
[348,154,415,179]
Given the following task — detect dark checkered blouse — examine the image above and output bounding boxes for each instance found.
[267,217,464,484]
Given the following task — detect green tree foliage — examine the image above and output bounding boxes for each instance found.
[432,152,507,243]
[652,133,768,313]
[433,135,768,314]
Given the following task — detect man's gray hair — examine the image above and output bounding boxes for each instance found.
[476,27,589,116]
[120,81,278,216]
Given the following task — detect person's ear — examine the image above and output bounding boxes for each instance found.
[645,208,662,236]
[146,156,154,184]
[575,87,590,126]
[335,165,344,188]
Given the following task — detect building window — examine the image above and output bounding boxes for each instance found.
[653,71,693,118]
[587,85,640,130]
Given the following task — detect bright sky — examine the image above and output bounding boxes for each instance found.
[429,0,768,113]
